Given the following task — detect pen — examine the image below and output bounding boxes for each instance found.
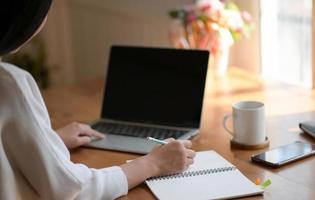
[147,137,167,145]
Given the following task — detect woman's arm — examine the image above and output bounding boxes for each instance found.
[56,124,196,189]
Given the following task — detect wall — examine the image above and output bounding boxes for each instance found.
[229,0,261,74]
[41,0,75,86]
[42,0,260,86]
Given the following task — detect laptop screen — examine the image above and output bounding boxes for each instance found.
[101,45,209,128]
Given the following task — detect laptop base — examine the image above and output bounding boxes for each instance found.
[86,134,156,154]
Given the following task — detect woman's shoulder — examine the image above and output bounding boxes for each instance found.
[0,62,38,103]
[0,62,36,90]
[0,62,50,121]
[0,62,32,80]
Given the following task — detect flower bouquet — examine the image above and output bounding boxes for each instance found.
[168,0,254,76]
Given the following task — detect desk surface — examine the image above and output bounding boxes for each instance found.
[43,68,315,199]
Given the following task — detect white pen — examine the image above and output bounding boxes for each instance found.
[146,137,167,145]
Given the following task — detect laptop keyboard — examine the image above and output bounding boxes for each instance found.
[91,122,189,140]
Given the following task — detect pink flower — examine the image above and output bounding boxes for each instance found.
[197,0,224,14]
[235,28,242,33]
[200,4,211,12]
[241,11,252,23]
[187,13,197,23]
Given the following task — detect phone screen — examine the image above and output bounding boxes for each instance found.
[252,141,315,166]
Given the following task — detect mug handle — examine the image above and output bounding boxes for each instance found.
[223,114,234,136]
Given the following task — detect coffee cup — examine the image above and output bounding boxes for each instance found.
[223,101,266,145]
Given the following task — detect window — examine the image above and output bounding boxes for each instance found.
[260,0,312,87]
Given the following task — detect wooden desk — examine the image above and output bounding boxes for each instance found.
[43,68,315,199]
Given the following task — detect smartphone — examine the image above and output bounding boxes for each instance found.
[251,141,315,167]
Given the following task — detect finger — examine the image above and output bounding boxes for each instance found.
[183,165,189,172]
[180,140,192,148]
[164,138,175,143]
[77,136,92,146]
[185,158,194,167]
[186,149,196,159]
[79,124,105,139]
[88,128,105,139]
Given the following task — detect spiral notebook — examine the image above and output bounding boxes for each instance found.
[146,150,263,200]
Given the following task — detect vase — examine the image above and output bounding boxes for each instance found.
[209,45,230,77]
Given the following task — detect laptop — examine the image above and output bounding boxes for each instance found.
[87,45,209,154]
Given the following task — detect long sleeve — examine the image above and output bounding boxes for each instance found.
[0,63,128,200]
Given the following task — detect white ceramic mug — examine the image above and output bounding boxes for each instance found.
[223,101,266,145]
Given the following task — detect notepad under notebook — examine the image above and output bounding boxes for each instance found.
[145,150,263,200]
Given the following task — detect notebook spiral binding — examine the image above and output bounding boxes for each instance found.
[147,166,237,182]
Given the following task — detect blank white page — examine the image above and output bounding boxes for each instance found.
[146,150,263,200]
[186,150,233,171]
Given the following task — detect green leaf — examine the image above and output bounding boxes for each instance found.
[225,1,239,11]
[169,10,180,18]
[168,9,187,19]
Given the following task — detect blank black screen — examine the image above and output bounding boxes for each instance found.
[101,46,209,128]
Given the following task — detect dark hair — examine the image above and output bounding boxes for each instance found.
[0,0,52,56]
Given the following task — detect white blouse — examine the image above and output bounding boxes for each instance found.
[0,63,128,200]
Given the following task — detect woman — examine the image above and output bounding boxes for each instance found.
[0,0,196,199]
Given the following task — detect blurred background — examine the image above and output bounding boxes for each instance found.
[3,0,313,89]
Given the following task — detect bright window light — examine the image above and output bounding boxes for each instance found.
[260,0,312,87]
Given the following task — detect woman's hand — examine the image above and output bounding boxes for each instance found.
[120,138,196,189]
[145,138,196,176]
[56,122,105,149]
